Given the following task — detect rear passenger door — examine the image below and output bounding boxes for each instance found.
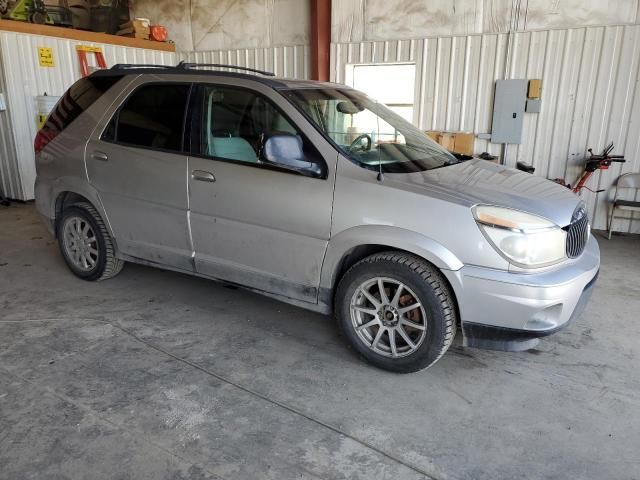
[86,80,194,271]
[187,82,336,303]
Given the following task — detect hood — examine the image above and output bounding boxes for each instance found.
[389,159,582,227]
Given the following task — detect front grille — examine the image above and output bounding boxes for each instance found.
[565,207,589,258]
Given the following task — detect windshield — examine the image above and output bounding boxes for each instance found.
[283,88,458,173]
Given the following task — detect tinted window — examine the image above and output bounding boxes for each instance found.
[113,84,190,152]
[192,85,323,174]
[43,75,122,135]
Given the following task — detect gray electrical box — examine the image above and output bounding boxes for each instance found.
[491,79,527,144]
[526,98,542,113]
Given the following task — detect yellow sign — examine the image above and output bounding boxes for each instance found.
[38,47,54,67]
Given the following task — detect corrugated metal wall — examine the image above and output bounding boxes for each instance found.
[0,30,176,200]
[181,45,310,79]
[331,24,640,232]
[2,24,638,233]
[0,45,21,200]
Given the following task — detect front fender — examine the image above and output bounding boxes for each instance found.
[320,225,464,290]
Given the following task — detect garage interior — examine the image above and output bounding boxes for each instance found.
[1,1,640,479]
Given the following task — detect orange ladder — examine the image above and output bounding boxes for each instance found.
[76,45,108,77]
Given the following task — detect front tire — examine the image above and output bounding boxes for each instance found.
[335,252,456,373]
[56,202,124,281]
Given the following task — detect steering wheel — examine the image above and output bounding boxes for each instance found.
[348,133,372,153]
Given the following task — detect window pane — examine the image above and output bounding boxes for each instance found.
[45,75,122,135]
[198,85,316,168]
[388,106,414,123]
[351,64,416,105]
[116,84,189,152]
[285,88,456,174]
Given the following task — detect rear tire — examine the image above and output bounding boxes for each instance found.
[335,252,456,373]
[56,202,124,281]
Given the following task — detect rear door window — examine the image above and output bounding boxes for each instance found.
[105,83,190,153]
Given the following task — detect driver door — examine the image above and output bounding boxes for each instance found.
[187,82,337,303]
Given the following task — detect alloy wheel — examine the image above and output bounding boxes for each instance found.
[62,216,99,272]
[349,277,427,358]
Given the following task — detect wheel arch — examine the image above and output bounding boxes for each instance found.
[52,180,114,241]
[319,226,464,310]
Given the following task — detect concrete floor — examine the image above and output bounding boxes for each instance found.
[0,203,639,480]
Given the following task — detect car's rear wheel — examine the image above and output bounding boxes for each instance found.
[57,202,124,281]
[335,252,456,373]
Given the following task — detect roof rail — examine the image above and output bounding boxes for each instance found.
[110,64,177,70]
[176,62,275,77]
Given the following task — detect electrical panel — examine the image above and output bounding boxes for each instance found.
[491,79,528,144]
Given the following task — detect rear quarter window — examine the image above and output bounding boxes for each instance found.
[44,76,123,135]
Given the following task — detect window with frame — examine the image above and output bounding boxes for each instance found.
[348,63,416,123]
[45,75,123,136]
[192,84,323,175]
[105,83,190,152]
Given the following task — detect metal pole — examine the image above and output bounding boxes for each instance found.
[310,0,331,81]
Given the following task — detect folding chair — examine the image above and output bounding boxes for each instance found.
[608,172,640,239]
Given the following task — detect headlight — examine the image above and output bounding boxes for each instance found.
[473,205,566,268]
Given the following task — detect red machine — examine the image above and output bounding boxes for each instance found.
[555,143,626,194]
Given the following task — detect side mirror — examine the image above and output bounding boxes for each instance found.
[336,101,363,114]
[262,134,322,176]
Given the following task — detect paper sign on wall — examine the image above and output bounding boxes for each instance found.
[38,47,55,67]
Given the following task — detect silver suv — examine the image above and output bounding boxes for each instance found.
[34,63,600,372]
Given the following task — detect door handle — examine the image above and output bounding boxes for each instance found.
[192,170,216,182]
[91,151,109,161]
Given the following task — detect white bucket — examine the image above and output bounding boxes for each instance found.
[36,94,60,116]
[35,94,61,128]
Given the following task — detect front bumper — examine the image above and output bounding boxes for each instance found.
[443,235,600,351]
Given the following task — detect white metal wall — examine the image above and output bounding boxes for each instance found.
[181,45,310,79]
[2,25,638,233]
[0,48,21,200]
[0,30,176,200]
[331,24,640,232]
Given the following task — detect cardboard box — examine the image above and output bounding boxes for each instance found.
[425,131,440,142]
[117,26,150,36]
[425,130,475,155]
[119,18,150,30]
[437,133,456,152]
[453,132,474,155]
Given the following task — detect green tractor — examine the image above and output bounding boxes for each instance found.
[2,0,72,26]
[3,0,51,23]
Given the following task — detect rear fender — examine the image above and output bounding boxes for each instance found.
[48,177,114,238]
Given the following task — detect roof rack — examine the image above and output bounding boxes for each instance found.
[110,64,177,70]
[176,62,275,77]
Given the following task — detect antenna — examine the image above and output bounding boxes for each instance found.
[375,100,384,182]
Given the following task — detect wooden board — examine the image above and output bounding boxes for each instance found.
[0,19,175,52]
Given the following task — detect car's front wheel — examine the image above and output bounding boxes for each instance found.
[56,202,124,281]
[335,252,457,373]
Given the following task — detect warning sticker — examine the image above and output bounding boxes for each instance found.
[38,47,54,67]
